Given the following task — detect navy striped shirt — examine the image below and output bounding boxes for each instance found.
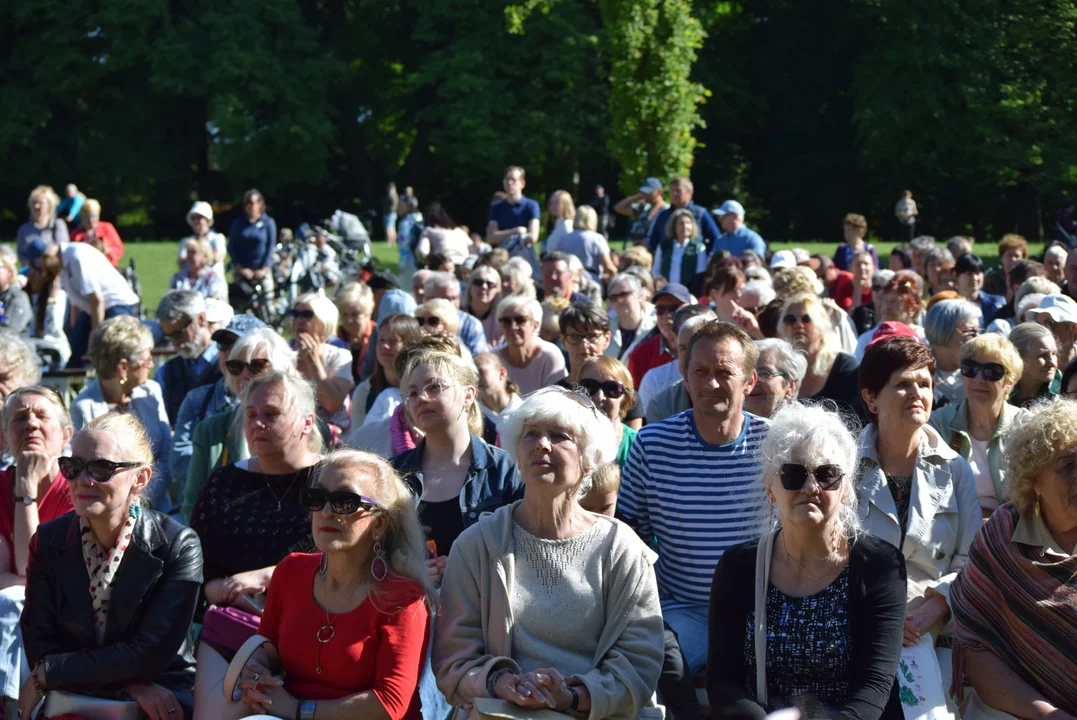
[619,409,768,607]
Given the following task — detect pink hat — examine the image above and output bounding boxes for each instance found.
[868,321,920,347]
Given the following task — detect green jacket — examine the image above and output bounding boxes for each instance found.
[928,398,1027,503]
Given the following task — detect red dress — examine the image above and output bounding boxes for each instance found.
[0,468,73,569]
[72,222,125,267]
[260,553,430,720]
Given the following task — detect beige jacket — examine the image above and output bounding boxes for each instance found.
[433,502,664,720]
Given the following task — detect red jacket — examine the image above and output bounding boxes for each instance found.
[830,271,871,311]
[72,221,125,268]
[627,332,673,389]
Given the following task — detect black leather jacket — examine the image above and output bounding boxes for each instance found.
[21,508,203,696]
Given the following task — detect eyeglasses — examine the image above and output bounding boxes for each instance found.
[472,279,498,289]
[290,308,316,321]
[608,290,633,301]
[406,380,453,404]
[58,457,142,484]
[562,332,606,347]
[578,378,625,399]
[756,368,786,379]
[166,319,193,342]
[778,463,844,491]
[226,358,272,377]
[416,316,443,329]
[530,385,602,419]
[655,304,681,317]
[782,314,813,326]
[300,488,380,515]
[499,315,530,327]
[960,359,1006,382]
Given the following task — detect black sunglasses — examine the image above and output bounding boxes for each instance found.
[226,358,272,377]
[472,279,498,289]
[59,457,141,484]
[416,316,443,328]
[782,313,813,326]
[290,308,316,321]
[578,378,625,399]
[960,359,1006,382]
[778,463,844,491]
[655,304,681,317]
[499,315,529,327]
[300,488,380,515]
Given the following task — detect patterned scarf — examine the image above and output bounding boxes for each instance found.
[79,504,141,645]
[949,504,1077,710]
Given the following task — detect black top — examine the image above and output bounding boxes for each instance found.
[190,463,316,586]
[419,497,467,556]
[707,532,907,720]
[808,352,863,423]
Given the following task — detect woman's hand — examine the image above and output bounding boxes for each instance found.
[296,333,325,377]
[730,305,763,340]
[425,556,446,588]
[127,681,184,720]
[238,662,296,718]
[903,593,950,646]
[518,668,576,711]
[205,571,267,608]
[18,673,41,720]
[14,449,54,496]
[493,671,548,709]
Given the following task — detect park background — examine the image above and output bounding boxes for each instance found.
[2,0,1075,256]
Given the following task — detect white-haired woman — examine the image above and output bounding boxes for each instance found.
[291,292,355,434]
[434,387,663,720]
[182,328,298,520]
[415,298,462,338]
[924,299,982,408]
[708,403,906,719]
[334,282,376,382]
[500,259,536,299]
[235,450,434,720]
[778,292,861,419]
[0,334,42,408]
[19,414,202,719]
[16,186,68,265]
[169,237,227,300]
[1007,322,1061,407]
[467,266,504,347]
[71,315,173,512]
[176,200,227,274]
[0,247,32,335]
[190,370,322,610]
[745,338,807,419]
[495,295,567,395]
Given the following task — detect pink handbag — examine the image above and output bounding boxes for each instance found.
[201,605,260,652]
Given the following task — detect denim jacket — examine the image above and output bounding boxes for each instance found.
[391,434,523,528]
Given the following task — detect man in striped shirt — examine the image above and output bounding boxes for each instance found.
[620,320,769,676]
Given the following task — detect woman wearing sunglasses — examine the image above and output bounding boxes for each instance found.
[414,299,463,344]
[235,449,433,720]
[708,403,906,718]
[466,266,504,347]
[190,370,322,613]
[856,336,980,715]
[578,356,638,469]
[20,413,202,720]
[182,328,298,520]
[929,333,1027,519]
[495,295,567,395]
[290,292,356,437]
[70,315,174,512]
[434,387,664,720]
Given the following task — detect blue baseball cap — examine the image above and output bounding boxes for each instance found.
[211,314,268,343]
[24,238,50,265]
[639,177,663,194]
[714,200,745,217]
[652,282,692,305]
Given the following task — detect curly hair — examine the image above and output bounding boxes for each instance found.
[1004,398,1077,514]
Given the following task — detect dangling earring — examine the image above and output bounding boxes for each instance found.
[1034,496,1042,518]
[371,539,387,582]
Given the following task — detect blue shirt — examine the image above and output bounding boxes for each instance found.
[646,201,720,253]
[975,291,1007,326]
[713,224,766,258]
[169,378,236,502]
[155,342,220,425]
[619,409,769,607]
[833,242,878,272]
[488,196,540,231]
[457,310,489,356]
[227,214,277,268]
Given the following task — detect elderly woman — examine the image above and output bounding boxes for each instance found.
[745,338,807,418]
[466,265,504,348]
[0,335,42,415]
[291,292,355,433]
[949,399,1077,718]
[606,273,656,362]
[929,334,1026,519]
[71,316,173,512]
[495,295,567,395]
[708,403,906,719]
[415,298,462,339]
[654,209,707,292]
[334,282,376,382]
[16,186,69,264]
[854,271,925,360]
[169,237,227,300]
[434,388,664,720]
[500,258,536,299]
[578,356,638,468]
[857,336,981,713]
[0,247,30,335]
[235,449,434,720]
[925,299,982,408]
[0,388,74,714]
[71,198,124,267]
[19,414,202,719]
[182,328,298,519]
[176,200,227,274]
[779,292,862,419]
[191,370,322,610]
[474,352,522,431]
[391,350,522,586]
[1007,322,1061,407]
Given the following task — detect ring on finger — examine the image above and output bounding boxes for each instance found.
[254,681,266,693]
[167,709,177,715]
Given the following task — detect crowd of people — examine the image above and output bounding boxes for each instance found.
[0,172,1075,720]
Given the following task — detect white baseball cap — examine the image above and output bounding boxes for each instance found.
[769,250,796,269]
[1029,294,1077,325]
[187,201,214,226]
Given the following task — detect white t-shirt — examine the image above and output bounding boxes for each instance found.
[361,387,402,429]
[61,243,139,314]
[968,436,998,513]
[638,359,682,410]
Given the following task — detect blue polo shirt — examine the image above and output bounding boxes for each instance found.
[488,196,540,231]
[713,224,766,258]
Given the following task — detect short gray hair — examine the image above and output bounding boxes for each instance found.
[871,269,895,291]
[755,338,808,389]
[759,402,861,537]
[88,316,153,379]
[924,247,955,268]
[0,331,42,389]
[294,291,339,342]
[911,235,937,252]
[1044,244,1068,262]
[1015,277,1061,309]
[500,264,536,298]
[234,369,324,454]
[496,294,542,323]
[0,246,18,276]
[229,328,298,394]
[423,271,457,296]
[156,289,206,324]
[607,272,642,296]
[924,299,981,347]
[741,279,776,307]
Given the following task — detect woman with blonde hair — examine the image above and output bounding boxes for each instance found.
[1007,322,1061,407]
[578,356,638,468]
[16,185,68,264]
[496,295,567,394]
[191,370,323,611]
[290,291,355,434]
[415,298,462,338]
[500,258,536,299]
[466,265,504,347]
[19,413,202,719]
[544,190,575,253]
[71,198,124,267]
[334,282,376,381]
[779,292,862,419]
[169,236,227,300]
[235,449,434,720]
[561,205,618,280]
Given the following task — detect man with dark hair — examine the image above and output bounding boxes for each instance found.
[540,251,590,304]
[558,303,611,384]
[993,259,1047,323]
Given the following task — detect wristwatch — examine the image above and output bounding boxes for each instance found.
[14,496,37,506]
[297,699,316,720]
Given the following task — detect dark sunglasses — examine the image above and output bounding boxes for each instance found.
[166,318,193,342]
[472,279,498,289]
[300,488,380,515]
[578,378,625,399]
[290,308,316,321]
[59,457,141,484]
[416,316,443,328]
[499,315,529,327]
[960,359,1006,382]
[779,463,844,491]
[225,358,272,377]
[655,304,681,317]
[782,313,813,326]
